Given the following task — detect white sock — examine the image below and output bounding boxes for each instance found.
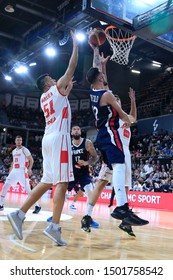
[18,210,26,220]
[24,182,32,194]
[84,183,94,197]
[112,163,127,207]
[86,203,94,216]
[35,201,40,207]
[51,223,60,230]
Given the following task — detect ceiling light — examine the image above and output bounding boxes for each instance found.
[99,21,108,25]
[14,65,28,74]
[75,32,86,42]
[45,47,57,57]
[152,60,161,65]
[131,69,141,74]
[29,62,37,66]
[4,2,15,13]
[152,63,161,67]
[4,75,12,81]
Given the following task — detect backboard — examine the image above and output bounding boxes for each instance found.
[83,0,173,52]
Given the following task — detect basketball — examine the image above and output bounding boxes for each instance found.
[88,28,106,47]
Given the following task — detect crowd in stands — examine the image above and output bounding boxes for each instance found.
[1,71,173,192]
[0,71,173,131]
[5,106,45,129]
[2,129,173,193]
[123,71,173,119]
[2,105,95,130]
[129,128,173,192]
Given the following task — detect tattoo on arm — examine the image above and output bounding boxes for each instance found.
[86,140,99,166]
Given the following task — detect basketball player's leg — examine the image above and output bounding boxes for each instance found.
[7,134,53,240]
[21,173,41,213]
[21,182,51,213]
[0,171,18,209]
[124,147,132,200]
[81,165,111,232]
[7,181,52,240]
[43,133,73,245]
[69,183,82,210]
[51,182,68,224]
[111,166,149,226]
[108,187,115,207]
[101,144,148,226]
[118,149,136,237]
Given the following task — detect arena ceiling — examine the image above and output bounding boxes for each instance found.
[0,0,173,92]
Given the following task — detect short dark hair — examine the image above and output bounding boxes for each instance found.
[71,124,80,130]
[15,135,22,139]
[86,67,100,84]
[36,73,49,91]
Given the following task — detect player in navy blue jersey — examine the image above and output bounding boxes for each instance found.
[81,40,149,232]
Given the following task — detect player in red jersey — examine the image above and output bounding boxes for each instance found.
[7,31,78,246]
[0,135,41,213]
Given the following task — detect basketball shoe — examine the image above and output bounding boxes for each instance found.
[0,205,4,211]
[119,222,136,237]
[47,216,52,222]
[111,203,149,226]
[81,215,92,232]
[90,218,99,228]
[7,210,25,240]
[33,205,41,214]
[69,204,77,210]
[43,224,67,246]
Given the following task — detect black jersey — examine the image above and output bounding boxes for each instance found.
[71,138,89,177]
[89,89,120,130]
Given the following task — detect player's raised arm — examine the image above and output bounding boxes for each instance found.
[128,87,137,123]
[58,31,78,94]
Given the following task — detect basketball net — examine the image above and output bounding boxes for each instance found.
[105,26,137,65]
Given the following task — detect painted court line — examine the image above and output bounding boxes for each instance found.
[10,234,36,252]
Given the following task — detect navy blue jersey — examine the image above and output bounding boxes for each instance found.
[71,138,89,177]
[89,88,124,168]
[89,89,120,130]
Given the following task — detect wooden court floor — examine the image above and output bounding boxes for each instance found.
[0,192,173,260]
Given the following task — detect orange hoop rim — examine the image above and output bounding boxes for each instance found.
[105,25,137,42]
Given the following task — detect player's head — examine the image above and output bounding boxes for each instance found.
[36,73,56,91]
[86,67,105,86]
[15,135,23,147]
[71,125,81,140]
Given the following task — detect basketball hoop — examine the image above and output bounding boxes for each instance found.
[105,26,137,65]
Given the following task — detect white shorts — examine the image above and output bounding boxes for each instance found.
[98,163,112,183]
[123,145,132,189]
[98,145,131,188]
[41,132,74,185]
[6,168,30,189]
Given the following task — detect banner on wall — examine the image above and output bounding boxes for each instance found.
[1,183,173,211]
[138,114,173,134]
[69,100,79,112]
[79,99,90,110]
[51,187,173,211]
[5,93,12,107]
[26,97,39,109]
[12,95,25,107]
